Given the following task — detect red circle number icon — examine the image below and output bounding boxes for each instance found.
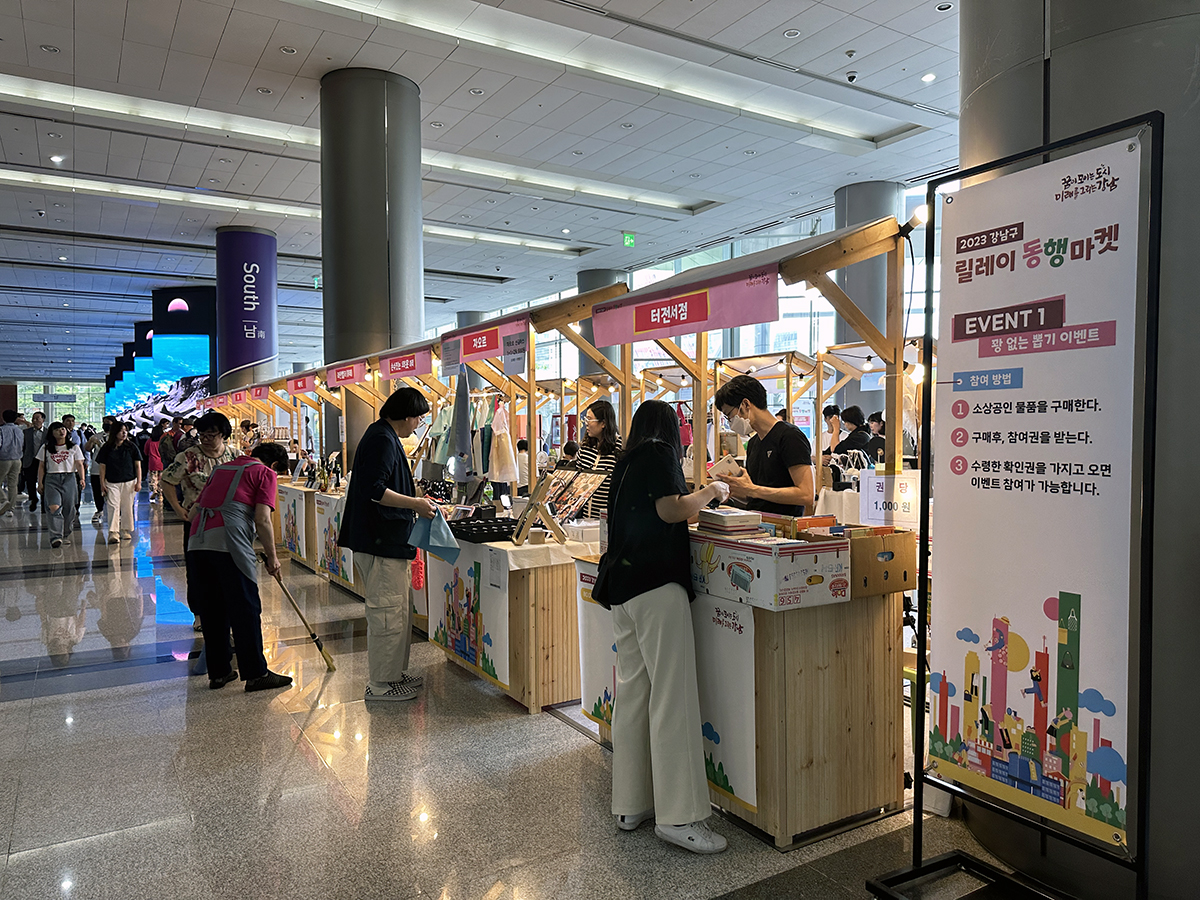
[951,428,969,447]
[950,456,968,475]
[951,399,970,419]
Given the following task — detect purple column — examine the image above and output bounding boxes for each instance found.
[215,226,278,390]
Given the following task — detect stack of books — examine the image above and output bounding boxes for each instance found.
[694,507,763,541]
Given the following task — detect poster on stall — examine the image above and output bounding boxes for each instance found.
[575,560,616,727]
[315,493,353,586]
[692,593,757,812]
[929,138,1142,847]
[279,485,306,560]
[428,544,510,688]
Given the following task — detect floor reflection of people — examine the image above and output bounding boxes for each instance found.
[97,552,145,661]
[36,558,87,667]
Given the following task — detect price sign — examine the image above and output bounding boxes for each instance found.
[859,472,920,527]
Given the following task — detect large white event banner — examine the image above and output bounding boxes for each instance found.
[930,138,1141,847]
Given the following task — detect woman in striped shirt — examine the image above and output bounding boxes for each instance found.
[574,399,622,519]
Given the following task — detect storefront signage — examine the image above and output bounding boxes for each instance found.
[380,348,433,379]
[591,269,779,347]
[231,389,247,404]
[251,385,270,401]
[32,393,76,403]
[929,138,1141,848]
[286,374,314,394]
[212,394,229,407]
[440,338,461,369]
[502,330,527,377]
[330,361,367,387]
[215,228,278,384]
[442,317,529,366]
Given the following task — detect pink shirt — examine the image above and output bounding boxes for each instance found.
[189,457,277,539]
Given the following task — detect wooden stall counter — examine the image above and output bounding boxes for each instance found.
[278,483,319,572]
[575,544,905,849]
[427,539,599,714]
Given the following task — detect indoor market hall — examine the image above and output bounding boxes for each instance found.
[0,2,1193,900]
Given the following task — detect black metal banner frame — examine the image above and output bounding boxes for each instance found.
[868,110,1164,900]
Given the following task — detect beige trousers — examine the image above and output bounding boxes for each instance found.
[611,581,711,826]
[104,480,136,539]
[353,552,413,684]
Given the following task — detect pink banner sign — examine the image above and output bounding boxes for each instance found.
[446,317,529,365]
[231,389,247,404]
[591,267,778,347]
[286,374,314,394]
[977,320,1117,357]
[212,395,229,408]
[330,361,367,387]
[381,349,433,379]
[251,385,270,401]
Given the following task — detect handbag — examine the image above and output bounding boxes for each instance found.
[590,464,630,610]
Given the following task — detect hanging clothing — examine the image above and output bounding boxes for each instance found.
[489,401,519,484]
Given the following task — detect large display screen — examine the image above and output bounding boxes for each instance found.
[105,335,210,423]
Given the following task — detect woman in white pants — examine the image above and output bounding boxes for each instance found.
[595,399,731,855]
[96,421,142,544]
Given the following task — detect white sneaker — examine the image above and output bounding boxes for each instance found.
[616,809,654,831]
[92,512,102,524]
[655,820,728,854]
[365,682,417,702]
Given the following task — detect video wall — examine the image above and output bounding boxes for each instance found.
[105,334,211,424]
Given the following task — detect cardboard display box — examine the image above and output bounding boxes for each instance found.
[801,526,916,597]
[759,513,837,539]
[690,533,851,611]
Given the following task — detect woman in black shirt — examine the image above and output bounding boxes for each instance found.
[97,421,142,544]
[574,399,621,518]
[602,400,731,855]
[831,405,873,456]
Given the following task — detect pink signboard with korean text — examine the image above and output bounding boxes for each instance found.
[380,348,433,379]
[286,374,314,394]
[442,316,529,366]
[591,268,779,347]
[231,389,247,404]
[251,385,270,401]
[330,361,367,387]
[212,394,229,408]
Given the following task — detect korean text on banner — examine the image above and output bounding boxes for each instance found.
[251,385,270,401]
[440,338,461,370]
[231,390,246,404]
[286,374,313,394]
[380,349,433,379]
[591,268,778,347]
[330,361,367,387]
[503,330,528,377]
[451,317,529,366]
[929,138,1141,848]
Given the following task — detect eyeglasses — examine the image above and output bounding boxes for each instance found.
[198,430,222,439]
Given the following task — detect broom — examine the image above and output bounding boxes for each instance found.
[259,552,336,672]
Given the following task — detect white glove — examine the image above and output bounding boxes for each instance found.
[709,481,731,503]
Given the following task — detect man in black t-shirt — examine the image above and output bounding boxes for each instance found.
[713,375,814,517]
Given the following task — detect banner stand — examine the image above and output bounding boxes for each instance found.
[867,112,1162,900]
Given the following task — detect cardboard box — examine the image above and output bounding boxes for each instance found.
[690,533,851,611]
[760,513,836,539]
[801,526,916,597]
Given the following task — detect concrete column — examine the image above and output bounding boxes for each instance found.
[959,6,1199,899]
[456,311,485,390]
[576,269,627,376]
[319,68,425,461]
[215,226,278,391]
[833,181,903,415]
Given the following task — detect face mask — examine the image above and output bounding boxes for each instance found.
[728,412,751,436]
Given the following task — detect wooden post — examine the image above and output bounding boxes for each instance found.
[884,242,905,474]
[785,354,794,424]
[693,331,708,486]
[816,352,827,494]
[620,342,633,439]
[526,322,538,491]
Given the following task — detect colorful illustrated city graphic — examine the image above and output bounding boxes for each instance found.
[930,590,1127,835]
[319,507,351,583]
[586,644,616,727]
[432,559,499,681]
[703,721,735,797]
[282,498,300,555]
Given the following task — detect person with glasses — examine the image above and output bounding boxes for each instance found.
[161,411,239,633]
[338,387,438,703]
[575,399,622,519]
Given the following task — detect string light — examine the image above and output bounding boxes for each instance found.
[863,355,875,371]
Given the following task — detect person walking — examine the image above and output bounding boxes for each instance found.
[84,418,114,525]
[146,422,165,502]
[574,399,622,519]
[37,422,85,548]
[22,411,46,512]
[338,387,437,703]
[187,442,294,693]
[159,417,183,469]
[599,399,731,854]
[161,411,239,633]
[96,421,143,544]
[0,410,23,517]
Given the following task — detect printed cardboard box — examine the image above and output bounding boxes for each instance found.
[801,526,916,597]
[690,533,851,611]
[759,513,836,539]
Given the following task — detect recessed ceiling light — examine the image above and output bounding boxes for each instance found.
[218,157,232,164]
[208,178,219,183]
[485,199,496,204]
[460,214,470,219]
[57,255,67,261]
[62,302,68,306]
[47,132,61,138]
[783,29,801,39]
[52,202,65,208]
[430,121,444,128]
[936,2,953,10]
[689,173,701,178]
[54,218,63,222]
[744,149,757,155]
[922,72,937,83]
[49,155,64,163]
[179,231,186,235]
[789,191,800,196]
[561,228,570,234]
[256,87,273,95]
[620,122,634,129]
[848,171,858,176]
[469,88,485,95]
[40,44,59,53]
[280,46,297,54]
[186,218,197,222]
[303,232,313,236]
[530,206,539,211]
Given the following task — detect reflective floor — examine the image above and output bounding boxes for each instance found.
[0,488,995,900]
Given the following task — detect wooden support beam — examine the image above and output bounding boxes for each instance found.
[619,342,633,439]
[413,373,448,399]
[653,337,701,380]
[883,244,906,474]
[778,218,900,285]
[806,271,893,366]
[466,359,510,393]
[293,392,321,413]
[528,282,628,334]
[692,331,708,486]
[313,385,341,409]
[344,382,379,414]
[557,326,625,383]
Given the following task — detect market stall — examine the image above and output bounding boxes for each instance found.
[278,482,319,571]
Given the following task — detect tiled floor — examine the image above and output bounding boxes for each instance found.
[0,488,999,899]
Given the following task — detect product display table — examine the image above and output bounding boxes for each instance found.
[428,539,599,713]
[814,487,860,523]
[278,484,319,572]
[314,490,357,596]
[575,557,904,849]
